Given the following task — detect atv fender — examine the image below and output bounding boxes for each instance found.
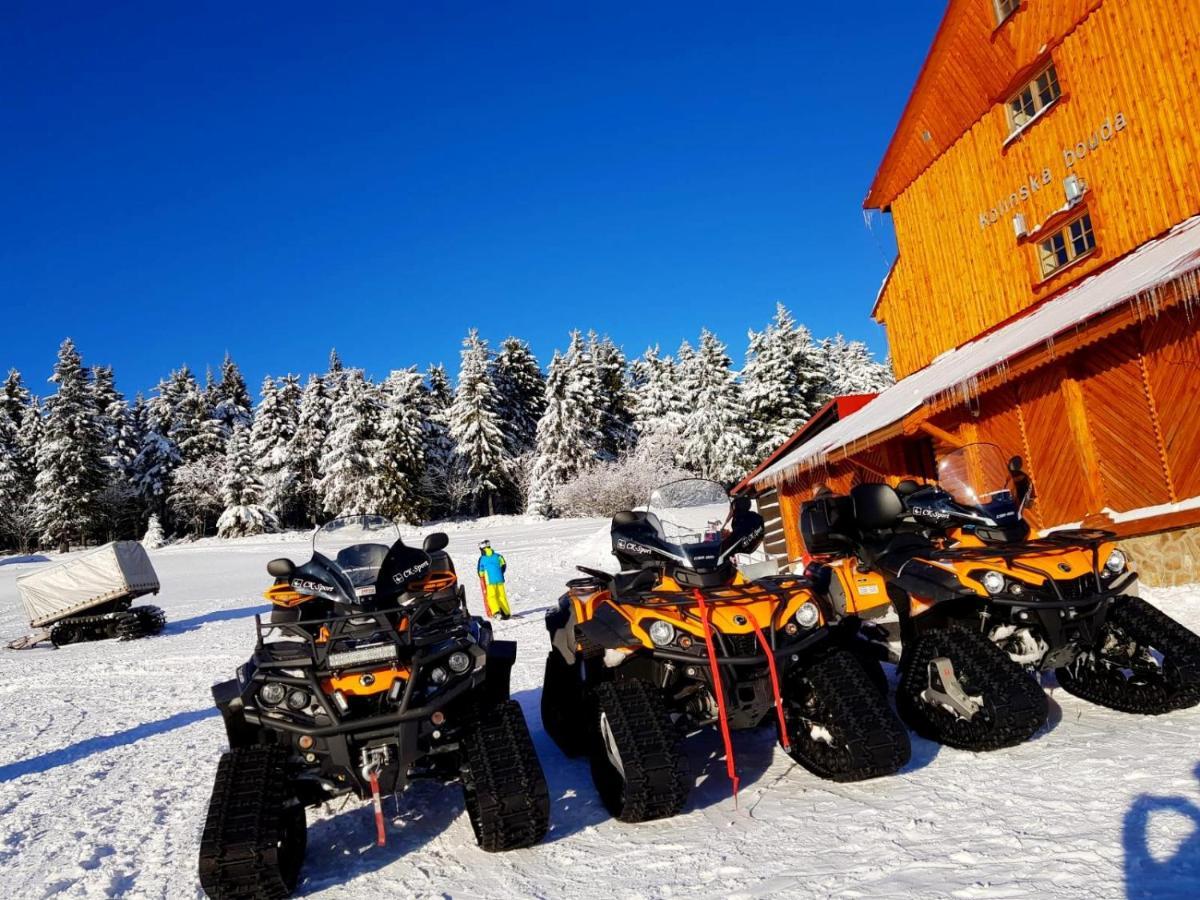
[576,603,638,653]
[546,595,579,665]
[212,678,256,749]
[486,639,517,702]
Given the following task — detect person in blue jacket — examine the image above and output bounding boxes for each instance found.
[477,540,511,619]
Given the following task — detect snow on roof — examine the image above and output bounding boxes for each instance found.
[752,214,1200,488]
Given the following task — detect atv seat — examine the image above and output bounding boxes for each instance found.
[866,532,935,579]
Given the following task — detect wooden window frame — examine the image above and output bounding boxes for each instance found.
[1037,211,1096,280]
[993,0,1020,27]
[1004,63,1062,141]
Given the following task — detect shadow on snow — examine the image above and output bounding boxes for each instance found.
[0,707,218,783]
[1124,761,1200,897]
[166,604,263,635]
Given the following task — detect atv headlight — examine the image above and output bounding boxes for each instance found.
[1105,549,1127,575]
[258,682,287,707]
[448,651,472,674]
[647,620,675,647]
[286,689,310,711]
[795,602,820,629]
[429,667,448,685]
[980,571,1006,595]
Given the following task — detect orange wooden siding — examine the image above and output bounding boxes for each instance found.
[876,0,1200,378]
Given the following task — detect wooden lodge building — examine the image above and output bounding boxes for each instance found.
[740,0,1200,585]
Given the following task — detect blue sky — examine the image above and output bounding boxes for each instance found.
[3,1,941,398]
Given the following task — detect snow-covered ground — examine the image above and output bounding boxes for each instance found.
[2,517,1199,899]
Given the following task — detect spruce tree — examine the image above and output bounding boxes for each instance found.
[216,424,277,537]
[678,329,753,484]
[448,330,508,516]
[588,332,636,459]
[34,339,107,551]
[289,375,329,526]
[527,345,597,515]
[212,353,253,436]
[133,380,182,523]
[491,337,545,455]
[741,303,826,459]
[318,370,384,516]
[378,368,428,524]
[168,368,225,463]
[420,364,461,518]
[2,369,32,429]
[817,334,895,401]
[631,345,686,445]
[250,375,300,521]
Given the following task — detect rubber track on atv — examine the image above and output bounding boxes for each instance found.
[898,628,1047,752]
[116,605,167,640]
[461,700,550,852]
[589,680,689,823]
[1056,596,1200,714]
[198,745,307,900]
[785,648,911,782]
[540,650,587,757]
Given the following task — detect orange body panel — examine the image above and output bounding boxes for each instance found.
[321,666,410,697]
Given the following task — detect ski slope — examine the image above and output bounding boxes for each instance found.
[1,516,1199,899]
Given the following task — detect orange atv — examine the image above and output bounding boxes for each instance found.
[802,443,1200,753]
[198,515,548,899]
[540,479,910,823]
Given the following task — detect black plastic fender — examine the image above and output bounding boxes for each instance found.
[576,602,639,652]
[212,678,257,748]
[486,639,517,702]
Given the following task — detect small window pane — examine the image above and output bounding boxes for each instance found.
[995,0,1020,24]
[1006,63,1060,135]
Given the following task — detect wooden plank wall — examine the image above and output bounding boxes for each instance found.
[877,0,1200,378]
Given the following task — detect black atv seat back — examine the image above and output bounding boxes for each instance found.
[851,483,905,531]
[799,493,857,556]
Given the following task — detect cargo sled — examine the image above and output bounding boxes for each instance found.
[12,541,166,648]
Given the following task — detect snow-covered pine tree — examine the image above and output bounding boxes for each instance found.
[527,343,598,516]
[491,337,545,455]
[142,513,166,549]
[630,345,686,444]
[2,369,31,429]
[168,368,225,463]
[34,339,108,551]
[289,375,329,526]
[817,334,895,401]
[448,330,508,516]
[318,369,385,516]
[323,348,347,409]
[88,366,140,541]
[678,329,754,484]
[16,397,42,493]
[133,380,182,523]
[741,303,826,459]
[674,338,699,412]
[420,364,463,518]
[216,424,277,537]
[212,353,253,436]
[250,375,301,522]
[588,332,636,460]
[377,368,428,524]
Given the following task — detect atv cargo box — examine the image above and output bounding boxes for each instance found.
[16,541,160,628]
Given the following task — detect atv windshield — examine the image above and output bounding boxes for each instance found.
[647,479,731,545]
[313,515,401,589]
[937,444,1017,511]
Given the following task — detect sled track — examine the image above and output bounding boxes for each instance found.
[461,700,550,852]
[197,745,307,900]
[1057,596,1200,714]
[589,680,690,823]
[785,648,911,782]
[898,628,1047,752]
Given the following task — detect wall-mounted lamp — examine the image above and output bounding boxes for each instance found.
[1064,174,1085,205]
[1012,213,1027,238]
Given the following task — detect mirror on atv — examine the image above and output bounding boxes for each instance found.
[423,532,450,553]
[266,558,295,578]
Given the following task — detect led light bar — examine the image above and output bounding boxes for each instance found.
[327,643,398,668]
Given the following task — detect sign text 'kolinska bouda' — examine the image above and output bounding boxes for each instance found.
[978,112,1128,230]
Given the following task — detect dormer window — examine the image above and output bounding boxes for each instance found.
[1006,63,1061,140]
[994,0,1020,26]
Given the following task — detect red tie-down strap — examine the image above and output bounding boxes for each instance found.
[369,770,386,847]
[742,607,790,751]
[693,590,740,805]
